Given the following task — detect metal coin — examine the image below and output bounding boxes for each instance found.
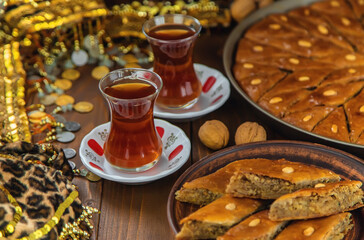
[64,121,81,132]
[71,49,89,67]
[28,110,47,123]
[63,148,77,159]
[91,65,109,80]
[86,172,102,182]
[83,35,98,50]
[40,94,57,106]
[125,63,141,68]
[54,79,73,91]
[28,110,47,119]
[61,69,80,81]
[55,94,75,106]
[52,114,67,124]
[68,160,76,169]
[89,46,100,58]
[56,131,75,143]
[73,101,94,113]
[122,54,138,63]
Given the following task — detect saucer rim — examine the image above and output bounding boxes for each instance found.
[79,119,191,184]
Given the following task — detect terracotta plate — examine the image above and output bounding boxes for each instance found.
[167,141,364,239]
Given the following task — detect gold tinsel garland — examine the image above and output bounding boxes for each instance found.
[0,42,31,143]
[0,0,231,143]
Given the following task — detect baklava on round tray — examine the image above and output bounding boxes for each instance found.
[233,0,364,146]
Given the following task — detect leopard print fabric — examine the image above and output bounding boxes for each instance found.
[0,142,86,239]
[0,141,74,180]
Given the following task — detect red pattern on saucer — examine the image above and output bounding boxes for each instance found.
[79,119,191,184]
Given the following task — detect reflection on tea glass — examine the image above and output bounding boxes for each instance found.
[143,14,202,110]
[99,68,163,172]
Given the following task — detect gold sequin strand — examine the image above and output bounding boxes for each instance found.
[0,42,31,143]
[0,185,23,238]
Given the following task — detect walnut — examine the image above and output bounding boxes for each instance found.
[235,122,267,145]
[230,0,256,22]
[198,120,229,150]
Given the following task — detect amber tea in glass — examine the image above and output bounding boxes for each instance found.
[143,14,202,109]
[99,69,163,172]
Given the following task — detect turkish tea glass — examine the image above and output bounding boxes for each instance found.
[143,14,202,109]
[99,68,163,172]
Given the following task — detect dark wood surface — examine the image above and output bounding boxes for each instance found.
[33,27,364,240]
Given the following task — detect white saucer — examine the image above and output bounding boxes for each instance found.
[153,63,231,120]
[79,119,191,185]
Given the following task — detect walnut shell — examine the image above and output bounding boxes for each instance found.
[235,122,267,145]
[198,120,229,150]
[230,0,256,22]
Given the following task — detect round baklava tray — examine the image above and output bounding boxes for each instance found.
[223,0,364,156]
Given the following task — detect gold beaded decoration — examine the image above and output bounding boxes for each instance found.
[17,190,79,240]
[0,185,23,238]
[0,42,31,143]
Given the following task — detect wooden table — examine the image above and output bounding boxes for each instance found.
[41,27,361,240]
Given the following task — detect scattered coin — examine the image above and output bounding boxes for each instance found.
[28,111,47,123]
[63,148,77,159]
[40,94,57,106]
[54,79,73,91]
[91,65,109,80]
[50,92,59,98]
[56,131,75,143]
[55,94,75,106]
[122,54,138,63]
[61,69,80,81]
[86,171,102,182]
[67,160,76,169]
[83,35,99,50]
[52,114,67,124]
[71,49,89,67]
[125,63,142,68]
[89,46,100,59]
[64,121,81,132]
[73,101,94,113]
[28,110,47,119]
[77,169,101,181]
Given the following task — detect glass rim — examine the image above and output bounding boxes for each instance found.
[142,14,202,44]
[99,68,163,102]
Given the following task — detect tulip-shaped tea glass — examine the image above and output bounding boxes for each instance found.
[143,14,202,109]
[99,68,163,172]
